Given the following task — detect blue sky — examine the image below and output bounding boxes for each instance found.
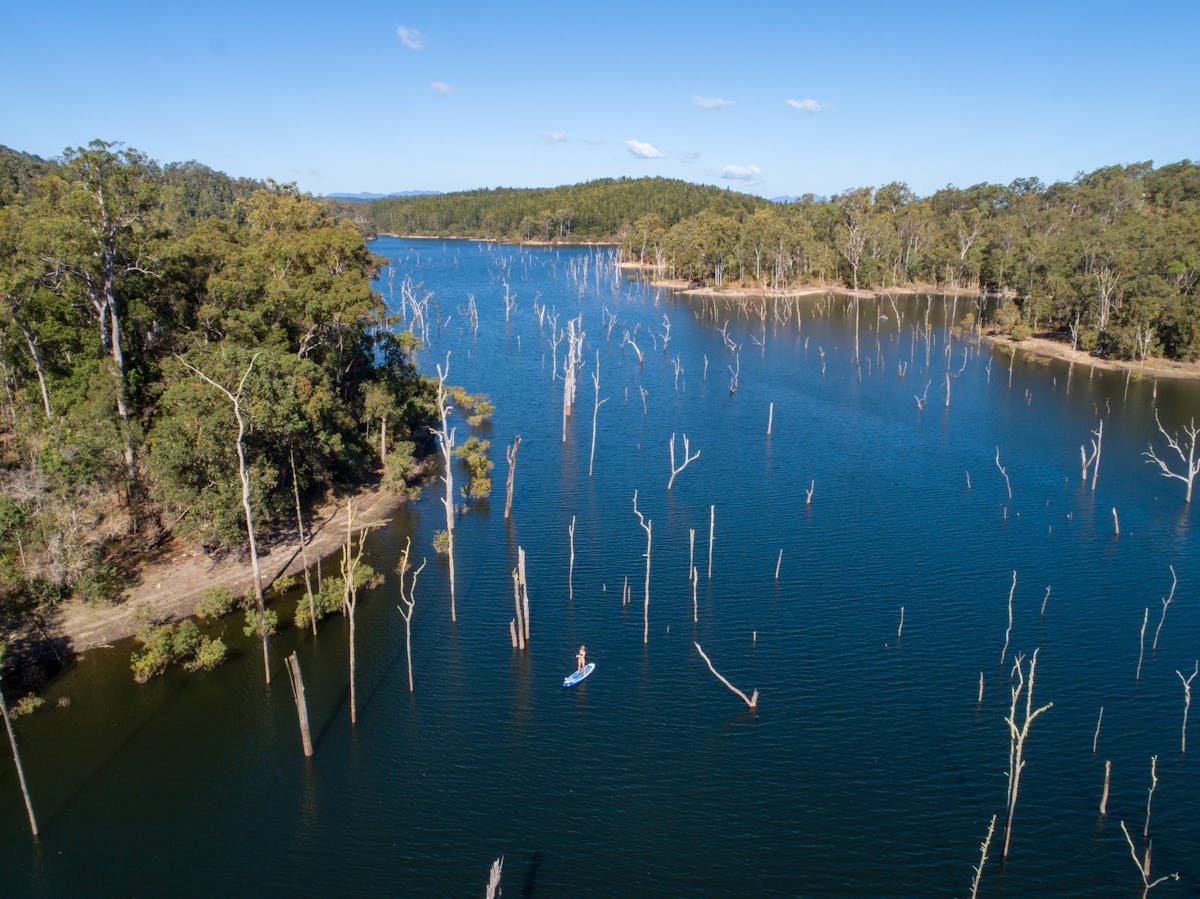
[3,1,1197,199]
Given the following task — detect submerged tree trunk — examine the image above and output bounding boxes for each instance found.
[0,686,37,837]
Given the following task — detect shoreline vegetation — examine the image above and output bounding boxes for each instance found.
[4,147,1199,688]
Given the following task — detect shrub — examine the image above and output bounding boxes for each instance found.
[194,586,238,619]
[243,606,279,639]
[186,636,228,672]
[10,695,45,718]
[131,620,221,683]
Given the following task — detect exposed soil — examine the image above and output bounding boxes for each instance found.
[986,334,1200,381]
[50,483,410,653]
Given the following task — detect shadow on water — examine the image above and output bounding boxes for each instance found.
[520,849,543,898]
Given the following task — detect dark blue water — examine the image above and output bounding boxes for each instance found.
[2,238,1198,896]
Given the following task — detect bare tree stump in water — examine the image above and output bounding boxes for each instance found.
[486,857,503,899]
[504,435,521,520]
[1099,759,1111,816]
[283,652,314,757]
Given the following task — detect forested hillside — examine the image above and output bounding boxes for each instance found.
[369,163,1200,361]
[0,142,434,657]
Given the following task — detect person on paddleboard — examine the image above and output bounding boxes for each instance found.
[576,645,587,673]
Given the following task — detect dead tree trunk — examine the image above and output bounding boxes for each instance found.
[568,516,576,600]
[995,446,1012,501]
[0,685,37,837]
[433,354,457,620]
[1120,819,1179,893]
[283,652,314,757]
[518,547,531,644]
[589,352,607,478]
[1099,759,1111,816]
[340,501,372,726]
[486,857,503,899]
[667,432,700,490]
[396,536,426,692]
[1143,754,1159,838]
[968,814,997,899]
[1002,648,1053,859]
[1136,607,1149,680]
[180,352,270,684]
[290,448,317,637]
[1143,410,1200,502]
[633,491,652,644]
[1000,570,1016,668]
[707,504,715,579]
[504,434,521,520]
[694,642,758,709]
[1178,661,1197,753]
[1152,565,1177,652]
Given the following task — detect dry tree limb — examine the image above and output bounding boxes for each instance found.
[504,434,521,520]
[633,491,652,644]
[897,606,905,641]
[708,504,715,580]
[1040,586,1051,618]
[568,515,576,600]
[1099,759,1111,816]
[1120,820,1178,892]
[1093,706,1104,753]
[775,549,783,581]
[767,401,774,436]
[977,672,984,705]
[691,565,699,623]
[995,446,1012,501]
[396,537,426,692]
[1152,565,1177,652]
[1143,754,1159,838]
[1000,570,1016,668]
[694,642,758,710]
[1142,409,1200,503]
[805,480,815,505]
[1178,660,1198,754]
[667,432,701,491]
[1112,507,1120,536]
[486,857,503,899]
[968,814,997,899]
[1136,608,1149,680]
[588,352,607,479]
[1002,649,1053,860]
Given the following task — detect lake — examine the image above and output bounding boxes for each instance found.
[2,237,1198,896]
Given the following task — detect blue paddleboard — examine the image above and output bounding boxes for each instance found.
[563,662,595,687]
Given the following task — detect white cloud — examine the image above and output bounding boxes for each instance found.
[785,98,828,113]
[693,95,735,109]
[542,132,568,144]
[396,26,425,51]
[625,139,665,159]
[722,164,763,182]
[430,81,455,96]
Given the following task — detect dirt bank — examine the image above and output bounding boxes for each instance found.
[52,483,410,653]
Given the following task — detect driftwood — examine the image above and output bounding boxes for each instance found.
[694,642,757,710]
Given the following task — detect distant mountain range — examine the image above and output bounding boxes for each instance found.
[324,190,441,201]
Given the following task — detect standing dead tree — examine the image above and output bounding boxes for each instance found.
[340,500,374,726]
[1152,565,1177,652]
[282,652,314,757]
[486,857,504,899]
[1136,608,1149,680]
[1178,660,1197,753]
[1002,648,1053,860]
[694,642,758,710]
[568,516,576,600]
[667,433,701,490]
[1080,419,1104,492]
[504,434,521,520]
[396,536,426,693]
[0,673,37,837]
[433,354,457,621]
[1143,754,1159,838]
[290,448,317,636]
[513,547,531,647]
[1119,819,1178,894]
[1143,410,1200,502]
[561,315,585,442]
[589,352,607,478]
[1000,570,1016,668]
[633,491,652,644]
[180,352,270,684]
[968,814,997,899]
[994,447,1012,501]
[708,505,715,579]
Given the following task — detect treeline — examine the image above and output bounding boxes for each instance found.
[364,176,769,242]
[0,141,434,650]
[366,163,1200,361]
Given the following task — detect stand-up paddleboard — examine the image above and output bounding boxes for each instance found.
[563,662,595,687]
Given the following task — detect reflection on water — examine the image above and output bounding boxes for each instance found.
[1,239,1198,896]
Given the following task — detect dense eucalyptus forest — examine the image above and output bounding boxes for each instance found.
[364,162,1200,362]
[0,142,434,676]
